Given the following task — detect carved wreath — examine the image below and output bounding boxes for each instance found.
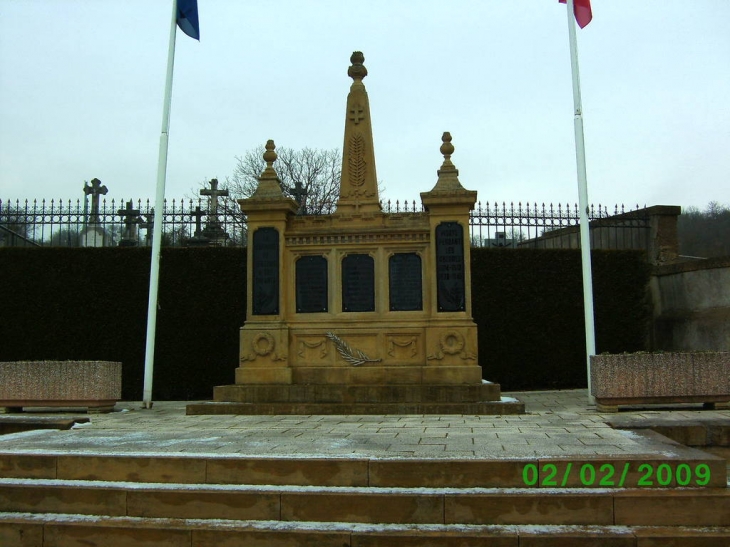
[252,332,275,356]
[427,330,475,361]
[440,331,465,355]
[326,332,381,367]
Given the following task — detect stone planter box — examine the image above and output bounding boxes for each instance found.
[0,361,122,413]
[590,352,730,412]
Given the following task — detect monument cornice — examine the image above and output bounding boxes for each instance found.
[285,231,429,248]
[288,211,429,232]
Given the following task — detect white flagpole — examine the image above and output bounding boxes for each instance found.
[566,0,596,403]
[143,0,178,409]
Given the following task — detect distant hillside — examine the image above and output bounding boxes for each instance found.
[678,202,730,258]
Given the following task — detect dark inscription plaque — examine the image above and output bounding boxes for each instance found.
[252,227,279,315]
[342,254,375,312]
[435,222,466,312]
[296,256,328,313]
[389,253,422,311]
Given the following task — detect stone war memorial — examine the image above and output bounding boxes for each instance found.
[188,52,523,415]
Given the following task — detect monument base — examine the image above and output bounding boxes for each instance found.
[186,382,525,415]
[186,399,524,415]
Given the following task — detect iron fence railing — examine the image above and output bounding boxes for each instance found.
[1,197,648,251]
[382,199,650,249]
[0,198,245,247]
[468,201,650,249]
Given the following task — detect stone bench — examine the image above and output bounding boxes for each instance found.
[0,361,122,414]
[591,352,730,412]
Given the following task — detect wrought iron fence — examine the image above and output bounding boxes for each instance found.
[0,198,245,248]
[1,197,648,251]
[469,201,650,249]
[382,199,650,250]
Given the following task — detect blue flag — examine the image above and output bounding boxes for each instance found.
[176,0,200,40]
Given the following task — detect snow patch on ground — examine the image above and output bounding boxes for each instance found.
[0,477,620,495]
[0,512,643,534]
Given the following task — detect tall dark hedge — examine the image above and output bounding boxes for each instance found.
[0,247,648,398]
[0,247,246,400]
[471,248,651,390]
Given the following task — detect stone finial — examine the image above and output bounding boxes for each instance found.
[347,51,367,83]
[251,139,285,199]
[434,132,463,190]
[440,132,455,160]
[263,139,277,164]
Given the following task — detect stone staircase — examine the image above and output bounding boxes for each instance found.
[1,450,728,546]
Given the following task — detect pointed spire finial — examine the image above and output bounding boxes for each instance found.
[421,131,477,209]
[251,139,285,198]
[437,131,459,181]
[259,139,279,181]
[421,131,471,194]
[263,139,277,167]
[347,51,367,83]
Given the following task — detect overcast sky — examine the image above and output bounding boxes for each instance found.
[1,0,728,212]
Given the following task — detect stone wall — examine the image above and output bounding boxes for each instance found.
[0,361,121,412]
[520,205,681,265]
[650,257,730,351]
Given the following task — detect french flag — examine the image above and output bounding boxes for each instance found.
[176,0,200,40]
[559,0,592,29]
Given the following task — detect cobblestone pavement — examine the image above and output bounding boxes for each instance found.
[0,390,727,459]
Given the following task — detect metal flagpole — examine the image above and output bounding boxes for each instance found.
[566,0,596,403]
[143,0,179,409]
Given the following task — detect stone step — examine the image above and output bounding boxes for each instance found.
[1,513,729,546]
[1,452,726,488]
[211,383,504,404]
[186,399,525,415]
[1,479,729,527]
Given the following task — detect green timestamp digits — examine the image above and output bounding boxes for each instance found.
[522,462,712,488]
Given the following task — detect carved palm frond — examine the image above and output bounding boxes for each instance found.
[326,332,381,367]
[348,133,366,187]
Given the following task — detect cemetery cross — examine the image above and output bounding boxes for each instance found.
[83,178,108,223]
[200,178,229,220]
[117,200,141,246]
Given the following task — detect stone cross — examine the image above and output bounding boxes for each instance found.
[117,200,141,246]
[289,179,309,214]
[140,209,155,245]
[349,105,365,125]
[192,206,205,238]
[83,178,108,223]
[200,178,228,218]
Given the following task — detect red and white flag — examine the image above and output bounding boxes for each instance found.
[559,0,592,28]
